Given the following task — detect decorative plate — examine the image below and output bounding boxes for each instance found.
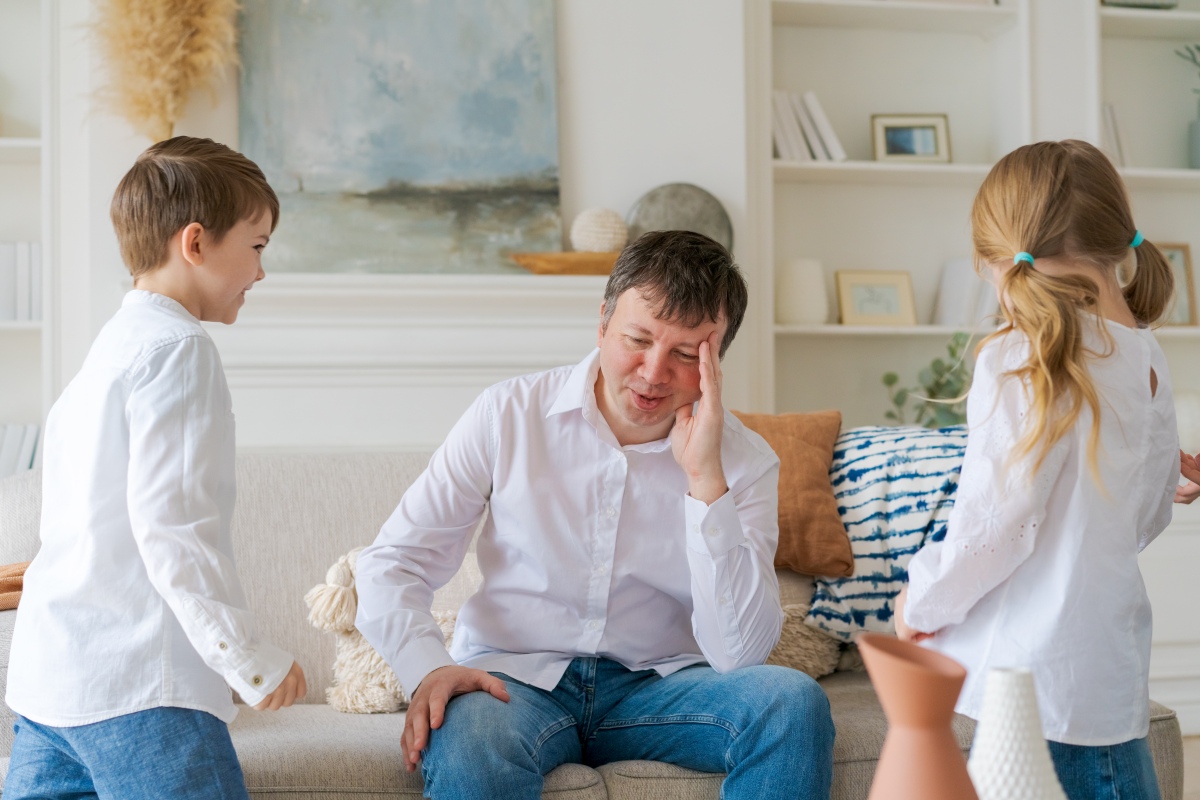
[625,183,733,250]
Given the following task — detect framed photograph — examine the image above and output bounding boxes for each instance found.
[836,270,918,326]
[1159,243,1196,326]
[871,114,951,163]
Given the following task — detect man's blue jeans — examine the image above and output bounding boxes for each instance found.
[1047,737,1161,800]
[3,707,250,800]
[421,657,835,800]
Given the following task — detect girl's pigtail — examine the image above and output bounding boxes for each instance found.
[1124,239,1175,326]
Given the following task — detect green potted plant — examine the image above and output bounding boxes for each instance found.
[882,332,973,428]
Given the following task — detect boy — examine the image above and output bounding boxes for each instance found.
[4,137,306,800]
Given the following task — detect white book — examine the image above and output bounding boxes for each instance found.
[0,424,24,479]
[0,243,15,322]
[15,424,37,472]
[803,91,848,162]
[772,90,807,162]
[14,242,31,321]
[790,92,829,162]
[30,242,41,322]
[932,257,980,327]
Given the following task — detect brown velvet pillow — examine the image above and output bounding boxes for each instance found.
[732,410,852,578]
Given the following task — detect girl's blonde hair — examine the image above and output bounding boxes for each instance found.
[971,139,1173,476]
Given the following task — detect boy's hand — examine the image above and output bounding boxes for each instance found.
[893,586,934,643]
[401,666,510,773]
[670,333,728,505]
[254,661,307,711]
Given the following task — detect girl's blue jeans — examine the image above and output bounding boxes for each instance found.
[420,656,835,800]
[1048,736,1161,800]
[3,706,249,800]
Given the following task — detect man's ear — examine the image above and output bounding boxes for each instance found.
[597,301,607,348]
[179,222,206,267]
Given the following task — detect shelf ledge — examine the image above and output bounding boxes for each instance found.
[1100,6,1200,40]
[774,159,992,186]
[0,138,41,166]
[772,0,1019,37]
[0,322,42,332]
[776,324,982,336]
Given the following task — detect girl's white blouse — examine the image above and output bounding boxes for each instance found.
[904,320,1178,746]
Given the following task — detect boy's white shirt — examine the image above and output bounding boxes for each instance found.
[905,319,1178,746]
[6,290,293,727]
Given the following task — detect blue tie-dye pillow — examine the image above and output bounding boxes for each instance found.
[804,425,968,642]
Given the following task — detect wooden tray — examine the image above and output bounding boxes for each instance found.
[510,251,620,275]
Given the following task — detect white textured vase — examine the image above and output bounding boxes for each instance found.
[1175,391,1200,454]
[967,669,1067,800]
[775,258,829,324]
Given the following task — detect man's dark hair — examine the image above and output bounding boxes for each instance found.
[601,230,748,358]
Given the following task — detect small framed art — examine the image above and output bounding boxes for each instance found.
[1159,243,1196,326]
[871,114,951,163]
[836,270,918,326]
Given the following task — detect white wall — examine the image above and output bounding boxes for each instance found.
[49,0,759,451]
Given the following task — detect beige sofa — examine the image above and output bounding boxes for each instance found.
[0,452,1184,799]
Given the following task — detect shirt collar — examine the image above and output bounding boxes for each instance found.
[547,349,672,453]
[122,289,200,323]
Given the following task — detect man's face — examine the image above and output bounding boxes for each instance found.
[594,288,727,446]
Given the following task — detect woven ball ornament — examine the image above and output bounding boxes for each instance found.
[570,208,628,252]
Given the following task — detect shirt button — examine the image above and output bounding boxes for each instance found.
[719,595,732,606]
[692,524,701,534]
[707,527,719,537]
[587,620,601,631]
[218,642,228,650]
[604,506,616,518]
[252,675,263,686]
[594,563,608,575]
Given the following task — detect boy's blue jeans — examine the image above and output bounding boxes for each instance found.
[3,707,249,800]
[1048,737,1161,800]
[421,657,835,800]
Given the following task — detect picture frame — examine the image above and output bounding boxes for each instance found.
[871,114,951,163]
[1158,243,1196,326]
[836,270,918,326]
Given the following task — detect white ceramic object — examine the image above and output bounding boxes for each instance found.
[775,258,829,324]
[1176,391,1200,455]
[967,669,1067,800]
[570,208,628,252]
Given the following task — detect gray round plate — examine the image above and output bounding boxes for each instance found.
[625,183,733,251]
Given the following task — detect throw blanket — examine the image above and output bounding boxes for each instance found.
[0,561,29,611]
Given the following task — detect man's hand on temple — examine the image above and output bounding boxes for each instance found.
[671,332,728,505]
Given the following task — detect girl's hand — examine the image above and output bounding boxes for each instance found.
[893,586,935,643]
[1176,450,1200,504]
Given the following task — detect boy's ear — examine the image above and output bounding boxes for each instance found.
[179,222,206,267]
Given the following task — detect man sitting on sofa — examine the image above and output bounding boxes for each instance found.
[356,230,835,800]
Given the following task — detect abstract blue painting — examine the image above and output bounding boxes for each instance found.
[239,1,560,274]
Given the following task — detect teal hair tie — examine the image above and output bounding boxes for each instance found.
[1014,252,1034,266]
[1130,230,1144,248]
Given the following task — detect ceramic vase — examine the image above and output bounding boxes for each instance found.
[967,669,1067,800]
[858,633,978,800]
[775,258,829,325]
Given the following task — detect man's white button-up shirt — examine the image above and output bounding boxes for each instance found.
[7,291,293,727]
[356,349,784,695]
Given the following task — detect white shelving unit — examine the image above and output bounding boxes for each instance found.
[751,0,1200,428]
[0,0,49,428]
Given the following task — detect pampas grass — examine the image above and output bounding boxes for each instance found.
[93,0,240,142]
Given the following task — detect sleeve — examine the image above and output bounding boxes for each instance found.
[684,447,784,672]
[355,390,495,693]
[126,336,293,707]
[903,340,1069,635]
[1139,478,1174,553]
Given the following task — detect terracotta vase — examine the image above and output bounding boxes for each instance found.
[967,669,1067,800]
[858,633,978,800]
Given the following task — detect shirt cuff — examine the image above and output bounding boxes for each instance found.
[225,639,294,707]
[394,635,458,696]
[684,491,746,556]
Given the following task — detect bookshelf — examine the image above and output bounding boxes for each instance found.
[0,0,48,454]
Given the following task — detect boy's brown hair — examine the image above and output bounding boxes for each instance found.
[111,136,280,279]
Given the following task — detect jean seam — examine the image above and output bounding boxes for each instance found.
[595,714,741,737]
[532,717,578,768]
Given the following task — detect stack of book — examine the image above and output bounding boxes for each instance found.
[0,423,39,478]
[0,242,43,323]
[772,90,848,164]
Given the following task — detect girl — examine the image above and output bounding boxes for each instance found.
[895,140,1179,800]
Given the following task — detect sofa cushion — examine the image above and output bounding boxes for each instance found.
[0,470,40,566]
[732,410,851,578]
[807,426,967,641]
[229,704,606,799]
